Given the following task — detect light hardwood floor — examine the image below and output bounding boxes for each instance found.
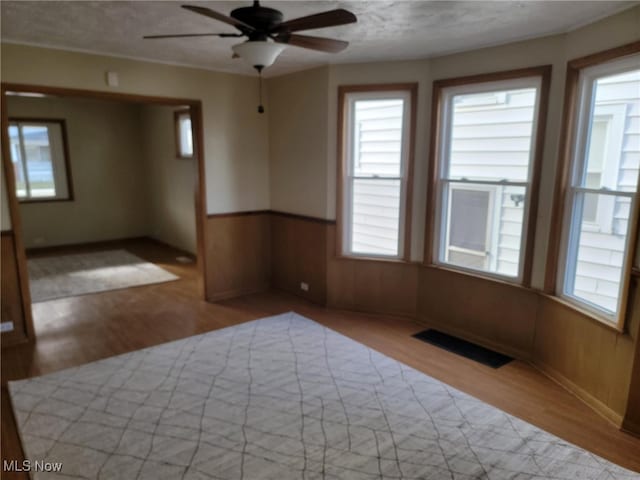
[2,238,639,479]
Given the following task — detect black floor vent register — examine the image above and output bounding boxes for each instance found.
[413,329,513,368]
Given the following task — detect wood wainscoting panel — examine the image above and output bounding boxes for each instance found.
[205,213,271,301]
[326,225,419,317]
[1,232,27,347]
[270,212,328,305]
[534,289,640,426]
[416,266,538,360]
[624,276,640,436]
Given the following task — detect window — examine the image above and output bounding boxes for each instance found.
[175,109,194,158]
[338,85,416,260]
[428,68,550,283]
[558,54,640,324]
[8,119,72,202]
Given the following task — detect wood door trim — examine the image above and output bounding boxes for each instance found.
[1,88,34,343]
[2,83,196,106]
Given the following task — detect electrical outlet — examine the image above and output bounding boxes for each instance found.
[300,282,309,292]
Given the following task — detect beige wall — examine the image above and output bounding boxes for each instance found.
[1,43,270,215]
[141,104,196,254]
[268,67,329,219]
[8,96,149,248]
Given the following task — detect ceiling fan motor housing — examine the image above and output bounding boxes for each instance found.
[231,4,283,39]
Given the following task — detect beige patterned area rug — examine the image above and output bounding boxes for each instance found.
[28,249,179,303]
[9,313,640,479]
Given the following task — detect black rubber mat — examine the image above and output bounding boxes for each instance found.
[412,329,513,368]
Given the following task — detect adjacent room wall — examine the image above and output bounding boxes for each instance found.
[7,96,149,248]
[140,104,196,254]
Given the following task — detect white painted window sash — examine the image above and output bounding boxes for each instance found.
[557,54,640,324]
[342,90,411,259]
[433,76,542,283]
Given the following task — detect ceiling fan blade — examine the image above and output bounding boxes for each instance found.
[275,33,348,53]
[273,9,356,33]
[143,33,241,39]
[182,5,255,31]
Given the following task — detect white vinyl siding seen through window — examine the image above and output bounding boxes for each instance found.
[433,76,543,282]
[342,90,412,258]
[559,54,640,323]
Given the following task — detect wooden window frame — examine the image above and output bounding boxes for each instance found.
[424,66,552,287]
[336,83,418,263]
[174,108,194,159]
[8,117,74,204]
[545,41,640,332]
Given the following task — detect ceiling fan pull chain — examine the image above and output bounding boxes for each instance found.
[258,69,265,114]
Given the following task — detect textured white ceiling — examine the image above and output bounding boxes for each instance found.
[1,1,635,77]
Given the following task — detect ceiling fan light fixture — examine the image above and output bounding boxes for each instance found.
[232,40,286,70]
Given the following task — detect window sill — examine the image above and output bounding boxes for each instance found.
[538,293,625,334]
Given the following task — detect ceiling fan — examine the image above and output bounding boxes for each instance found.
[144,1,357,72]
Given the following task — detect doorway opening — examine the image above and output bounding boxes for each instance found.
[1,84,207,346]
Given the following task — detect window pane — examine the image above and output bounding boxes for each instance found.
[449,189,490,252]
[351,178,401,256]
[448,88,537,182]
[8,125,27,198]
[442,182,525,277]
[581,69,640,192]
[179,116,193,157]
[566,192,631,314]
[353,99,404,177]
[22,125,56,198]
